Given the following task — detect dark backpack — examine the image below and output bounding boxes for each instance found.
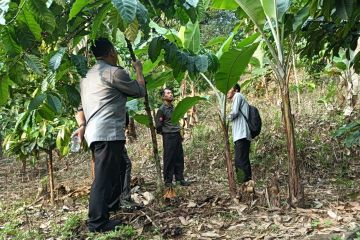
[240,103,262,138]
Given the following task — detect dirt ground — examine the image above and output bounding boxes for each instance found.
[1,94,360,239]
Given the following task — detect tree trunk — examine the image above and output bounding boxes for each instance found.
[144,88,162,189]
[292,51,301,112]
[219,101,236,198]
[127,117,137,142]
[281,83,304,207]
[189,82,199,126]
[47,150,55,204]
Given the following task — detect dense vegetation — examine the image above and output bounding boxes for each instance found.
[0,0,359,239]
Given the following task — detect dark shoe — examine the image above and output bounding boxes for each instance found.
[89,220,122,233]
[165,182,173,187]
[176,180,190,186]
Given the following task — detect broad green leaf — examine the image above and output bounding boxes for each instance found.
[0,76,11,105]
[22,7,42,40]
[260,0,276,19]
[148,37,163,62]
[215,43,259,94]
[71,54,88,77]
[205,36,227,47]
[211,0,238,10]
[0,0,10,25]
[41,72,56,92]
[235,0,266,29]
[38,103,56,120]
[49,47,66,71]
[136,0,148,26]
[149,20,168,35]
[216,32,236,59]
[63,85,81,107]
[142,56,163,76]
[276,0,290,20]
[183,21,200,54]
[146,71,173,90]
[293,4,309,31]
[69,0,90,21]
[2,28,22,54]
[112,0,137,24]
[24,54,44,75]
[133,114,149,127]
[124,19,139,42]
[47,94,62,113]
[236,32,260,49]
[28,94,46,111]
[171,96,207,123]
[335,0,353,20]
[90,3,111,40]
[29,0,56,33]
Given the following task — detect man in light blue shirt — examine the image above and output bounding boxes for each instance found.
[228,83,252,183]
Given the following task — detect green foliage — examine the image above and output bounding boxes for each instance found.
[87,225,136,240]
[334,120,360,147]
[211,0,238,10]
[215,43,259,94]
[133,113,149,127]
[55,213,85,239]
[148,36,210,77]
[111,0,138,24]
[0,76,11,105]
[171,96,207,124]
[181,20,201,54]
[49,47,66,71]
[69,0,89,21]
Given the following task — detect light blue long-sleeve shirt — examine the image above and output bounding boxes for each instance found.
[230,92,251,142]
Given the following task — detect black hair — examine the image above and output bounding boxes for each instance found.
[233,83,241,92]
[90,38,114,58]
[160,87,172,97]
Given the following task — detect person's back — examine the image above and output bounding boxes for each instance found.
[231,92,251,142]
[81,60,144,145]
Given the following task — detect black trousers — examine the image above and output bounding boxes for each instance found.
[120,147,132,201]
[162,132,184,184]
[88,140,125,230]
[234,138,252,183]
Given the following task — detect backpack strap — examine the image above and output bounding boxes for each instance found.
[239,99,249,124]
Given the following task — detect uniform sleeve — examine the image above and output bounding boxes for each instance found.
[155,108,164,134]
[112,68,145,98]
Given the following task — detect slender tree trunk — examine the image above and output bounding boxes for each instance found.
[280,79,303,207]
[292,51,301,112]
[127,117,137,142]
[189,82,199,125]
[144,89,162,189]
[47,150,55,204]
[219,101,236,198]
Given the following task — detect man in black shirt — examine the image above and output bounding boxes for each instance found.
[155,88,189,187]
